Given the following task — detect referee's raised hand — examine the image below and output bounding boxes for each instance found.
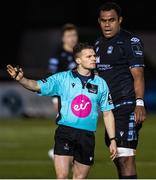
[7,64,24,81]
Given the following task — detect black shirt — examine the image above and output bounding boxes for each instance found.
[48,48,76,74]
[95,29,145,104]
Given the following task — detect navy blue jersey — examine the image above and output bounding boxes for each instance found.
[48,48,76,74]
[95,29,145,104]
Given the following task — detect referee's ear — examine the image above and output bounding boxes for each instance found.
[75,57,81,65]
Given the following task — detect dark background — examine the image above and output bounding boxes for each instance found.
[1,0,156,67]
[1,0,156,112]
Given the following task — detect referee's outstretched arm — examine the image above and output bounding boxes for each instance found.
[7,64,40,93]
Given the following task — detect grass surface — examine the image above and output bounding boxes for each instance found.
[0,114,156,179]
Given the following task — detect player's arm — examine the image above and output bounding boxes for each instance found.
[130,67,146,123]
[7,64,40,92]
[128,36,146,123]
[103,110,117,160]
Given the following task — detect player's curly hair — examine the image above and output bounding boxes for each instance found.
[98,2,122,18]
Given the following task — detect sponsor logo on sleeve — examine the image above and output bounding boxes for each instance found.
[132,45,143,57]
[130,37,140,43]
[108,93,113,105]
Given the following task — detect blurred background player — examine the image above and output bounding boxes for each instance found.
[95,2,146,179]
[47,23,79,159]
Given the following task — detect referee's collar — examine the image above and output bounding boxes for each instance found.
[71,68,95,80]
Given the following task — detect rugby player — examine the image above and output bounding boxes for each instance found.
[95,2,146,179]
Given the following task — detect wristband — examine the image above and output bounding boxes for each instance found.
[136,98,144,106]
[110,137,116,141]
[14,65,20,79]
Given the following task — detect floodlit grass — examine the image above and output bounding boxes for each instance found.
[0,114,156,178]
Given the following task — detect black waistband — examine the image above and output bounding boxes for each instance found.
[58,124,94,134]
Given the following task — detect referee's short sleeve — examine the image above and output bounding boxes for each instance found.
[37,74,60,96]
[99,80,114,112]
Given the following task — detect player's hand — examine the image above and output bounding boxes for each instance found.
[109,140,117,161]
[7,64,24,81]
[134,106,146,124]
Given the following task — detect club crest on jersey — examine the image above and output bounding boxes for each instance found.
[107,46,113,54]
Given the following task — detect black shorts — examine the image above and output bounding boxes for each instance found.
[54,125,95,165]
[105,104,142,149]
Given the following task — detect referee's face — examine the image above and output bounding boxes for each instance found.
[77,49,96,70]
[98,9,122,38]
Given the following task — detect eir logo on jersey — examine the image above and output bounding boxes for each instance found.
[71,94,92,118]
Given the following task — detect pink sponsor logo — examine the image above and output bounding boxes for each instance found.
[71,94,92,118]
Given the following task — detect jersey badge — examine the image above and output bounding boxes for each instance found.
[86,83,98,94]
[107,46,113,54]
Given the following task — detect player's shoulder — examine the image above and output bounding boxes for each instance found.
[94,36,103,47]
[120,29,143,44]
[49,47,65,59]
[48,48,62,64]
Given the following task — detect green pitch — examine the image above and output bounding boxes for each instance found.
[0,114,156,179]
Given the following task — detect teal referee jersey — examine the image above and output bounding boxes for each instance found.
[37,70,114,132]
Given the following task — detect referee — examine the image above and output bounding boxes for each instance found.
[7,43,117,179]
